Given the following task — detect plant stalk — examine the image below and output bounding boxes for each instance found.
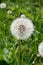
[18,40,21,65]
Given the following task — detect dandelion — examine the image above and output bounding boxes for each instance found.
[10,14,34,65]
[32,61,35,64]
[0,3,6,9]
[38,42,43,57]
[3,48,8,54]
[7,10,12,14]
[37,54,40,57]
[15,5,19,8]
[20,14,26,18]
[10,14,34,40]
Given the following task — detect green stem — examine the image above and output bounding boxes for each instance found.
[18,40,21,65]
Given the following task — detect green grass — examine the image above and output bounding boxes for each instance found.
[0,0,43,65]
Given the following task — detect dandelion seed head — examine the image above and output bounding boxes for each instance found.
[7,10,12,14]
[38,42,43,57]
[0,3,6,9]
[10,14,34,40]
[37,54,40,57]
[20,14,26,18]
[32,61,35,64]
[15,5,19,8]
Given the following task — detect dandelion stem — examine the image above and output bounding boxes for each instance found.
[18,40,21,65]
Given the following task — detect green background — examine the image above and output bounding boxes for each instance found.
[0,0,43,65]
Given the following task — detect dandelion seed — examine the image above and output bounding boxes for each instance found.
[10,14,34,40]
[38,42,43,57]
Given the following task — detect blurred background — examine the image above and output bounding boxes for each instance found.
[0,0,43,65]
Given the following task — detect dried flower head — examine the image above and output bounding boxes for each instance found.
[10,14,34,40]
